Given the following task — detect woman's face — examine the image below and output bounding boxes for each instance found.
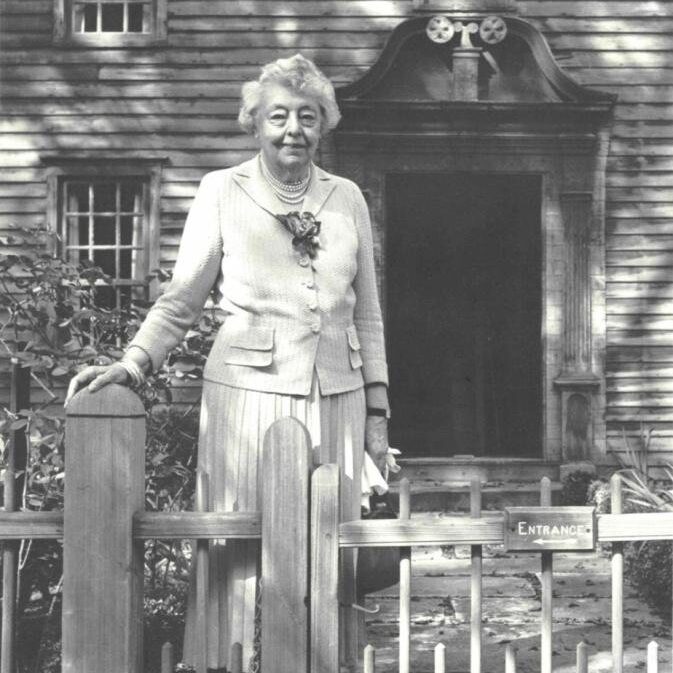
[255,83,322,177]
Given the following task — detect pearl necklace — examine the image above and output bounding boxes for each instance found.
[259,155,312,205]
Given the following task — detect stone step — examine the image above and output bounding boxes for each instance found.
[396,457,560,485]
[386,482,562,512]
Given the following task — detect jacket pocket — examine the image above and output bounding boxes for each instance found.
[224,327,274,367]
[346,325,363,369]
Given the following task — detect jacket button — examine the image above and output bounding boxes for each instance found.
[311,323,321,334]
[304,280,314,289]
[307,301,318,311]
[299,257,310,267]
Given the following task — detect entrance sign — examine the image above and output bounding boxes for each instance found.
[505,507,596,552]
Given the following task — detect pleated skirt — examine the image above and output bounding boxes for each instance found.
[183,375,366,672]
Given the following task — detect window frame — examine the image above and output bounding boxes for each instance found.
[54,0,167,46]
[46,160,163,301]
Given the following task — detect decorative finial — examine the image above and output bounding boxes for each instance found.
[424,15,508,48]
[479,15,508,44]
[426,15,455,43]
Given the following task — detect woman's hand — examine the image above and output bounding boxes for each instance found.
[64,363,130,407]
[365,414,389,474]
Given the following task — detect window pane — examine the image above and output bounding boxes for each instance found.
[128,3,144,32]
[93,249,116,278]
[93,216,116,246]
[94,182,117,212]
[66,182,90,212]
[119,249,133,279]
[76,216,90,246]
[74,3,99,32]
[120,216,135,245]
[120,182,142,212]
[101,2,124,31]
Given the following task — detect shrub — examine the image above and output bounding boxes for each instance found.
[560,470,596,506]
[609,428,673,624]
[586,478,611,514]
[624,540,672,620]
[0,225,217,670]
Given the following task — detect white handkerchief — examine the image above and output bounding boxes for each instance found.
[360,448,401,511]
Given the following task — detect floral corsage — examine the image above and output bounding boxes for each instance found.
[275,211,321,259]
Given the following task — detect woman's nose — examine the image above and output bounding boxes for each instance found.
[285,113,301,136]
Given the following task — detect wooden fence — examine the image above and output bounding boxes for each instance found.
[0,383,672,672]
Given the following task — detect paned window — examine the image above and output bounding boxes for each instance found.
[61,178,149,309]
[73,1,150,33]
[54,0,166,44]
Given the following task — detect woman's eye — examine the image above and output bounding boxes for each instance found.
[269,112,288,124]
[300,114,318,126]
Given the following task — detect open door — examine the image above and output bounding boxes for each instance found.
[386,172,542,457]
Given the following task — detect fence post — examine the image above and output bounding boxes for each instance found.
[161,642,175,673]
[647,640,658,673]
[194,470,209,673]
[399,477,411,673]
[63,384,145,673]
[540,477,553,673]
[470,478,482,673]
[434,643,446,673]
[611,473,623,673]
[364,644,376,673]
[310,463,340,673]
[505,644,517,673]
[261,417,312,673]
[576,641,588,673]
[1,361,30,673]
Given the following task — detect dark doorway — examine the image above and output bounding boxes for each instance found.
[386,173,542,457]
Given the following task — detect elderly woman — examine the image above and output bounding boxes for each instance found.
[66,54,390,672]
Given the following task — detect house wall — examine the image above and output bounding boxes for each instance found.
[1,0,672,463]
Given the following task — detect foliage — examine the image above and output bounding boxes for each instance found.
[625,540,672,620]
[0,225,219,670]
[586,478,611,514]
[608,424,673,513]
[560,469,597,506]
[609,426,673,622]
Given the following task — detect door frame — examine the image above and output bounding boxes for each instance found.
[332,116,610,463]
[382,169,544,458]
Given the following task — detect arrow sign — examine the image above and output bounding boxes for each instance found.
[505,507,596,552]
[532,537,579,546]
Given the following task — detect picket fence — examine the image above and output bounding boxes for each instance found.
[0,382,672,673]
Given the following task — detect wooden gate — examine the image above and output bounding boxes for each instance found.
[0,384,672,672]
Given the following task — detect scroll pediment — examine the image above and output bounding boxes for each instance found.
[337,17,615,105]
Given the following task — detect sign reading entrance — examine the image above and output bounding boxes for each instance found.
[505,506,596,552]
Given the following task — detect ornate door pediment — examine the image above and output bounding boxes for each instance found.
[332,15,616,463]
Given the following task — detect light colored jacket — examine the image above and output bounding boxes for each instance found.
[128,156,388,396]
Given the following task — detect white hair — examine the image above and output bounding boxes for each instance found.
[238,54,341,137]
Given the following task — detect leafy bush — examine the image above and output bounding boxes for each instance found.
[560,470,597,506]
[625,540,672,620]
[0,225,218,670]
[587,478,611,514]
[609,427,673,623]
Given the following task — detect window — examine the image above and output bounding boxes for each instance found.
[74,1,149,33]
[46,161,162,307]
[62,179,149,309]
[54,0,167,45]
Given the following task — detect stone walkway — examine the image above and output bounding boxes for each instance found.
[363,534,672,672]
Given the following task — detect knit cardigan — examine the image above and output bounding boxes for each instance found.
[128,156,389,396]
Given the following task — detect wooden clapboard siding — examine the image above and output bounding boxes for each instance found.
[516,3,673,461]
[2,1,673,455]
